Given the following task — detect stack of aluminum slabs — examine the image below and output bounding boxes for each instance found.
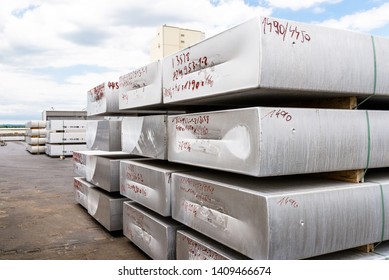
[168,107,389,177]
[72,152,136,231]
[87,81,119,116]
[176,229,249,260]
[162,16,389,106]
[45,119,87,157]
[74,176,128,232]
[121,115,167,159]
[171,169,389,259]
[86,119,122,151]
[123,201,183,260]
[119,61,163,110]
[25,120,47,154]
[77,16,389,259]
[120,159,193,216]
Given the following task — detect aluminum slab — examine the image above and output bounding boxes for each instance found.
[120,159,192,216]
[171,170,389,259]
[176,229,248,260]
[122,115,167,159]
[87,81,119,116]
[45,143,87,157]
[73,150,130,177]
[88,187,129,231]
[47,132,86,144]
[46,120,86,131]
[86,119,122,151]
[73,177,95,209]
[85,154,141,192]
[168,107,389,177]
[162,16,389,105]
[119,61,163,110]
[123,201,183,260]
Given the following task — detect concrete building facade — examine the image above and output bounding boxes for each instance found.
[150,25,205,61]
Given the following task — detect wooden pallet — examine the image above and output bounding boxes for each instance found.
[281,96,358,110]
[314,169,365,183]
[354,243,375,253]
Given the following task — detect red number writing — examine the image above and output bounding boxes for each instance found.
[108,81,119,89]
[262,17,311,43]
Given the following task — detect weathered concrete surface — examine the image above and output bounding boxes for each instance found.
[0,141,149,260]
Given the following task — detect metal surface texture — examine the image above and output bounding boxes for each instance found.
[176,229,248,260]
[46,120,87,131]
[171,169,389,259]
[87,81,120,116]
[85,154,140,192]
[120,159,192,216]
[168,107,389,177]
[86,119,122,151]
[47,132,86,144]
[73,150,130,177]
[119,61,163,110]
[87,187,129,231]
[123,201,183,260]
[162,16,389,105]
[73,177,95,209]
[122,115,168,159]
[45,143,87,157]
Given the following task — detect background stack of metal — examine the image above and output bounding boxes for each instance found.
[74,16,389,259]
[25,120,47,154]
[45,119,87,157]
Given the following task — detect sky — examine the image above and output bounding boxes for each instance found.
[1,0,389,124]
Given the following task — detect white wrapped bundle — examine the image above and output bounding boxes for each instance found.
[47,132,86,144]
[46,120,86,131]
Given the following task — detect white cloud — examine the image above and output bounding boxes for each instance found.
[319,2,389,33]
[266,0,342,10]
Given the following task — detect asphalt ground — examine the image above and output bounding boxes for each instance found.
[0,141,149,260]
